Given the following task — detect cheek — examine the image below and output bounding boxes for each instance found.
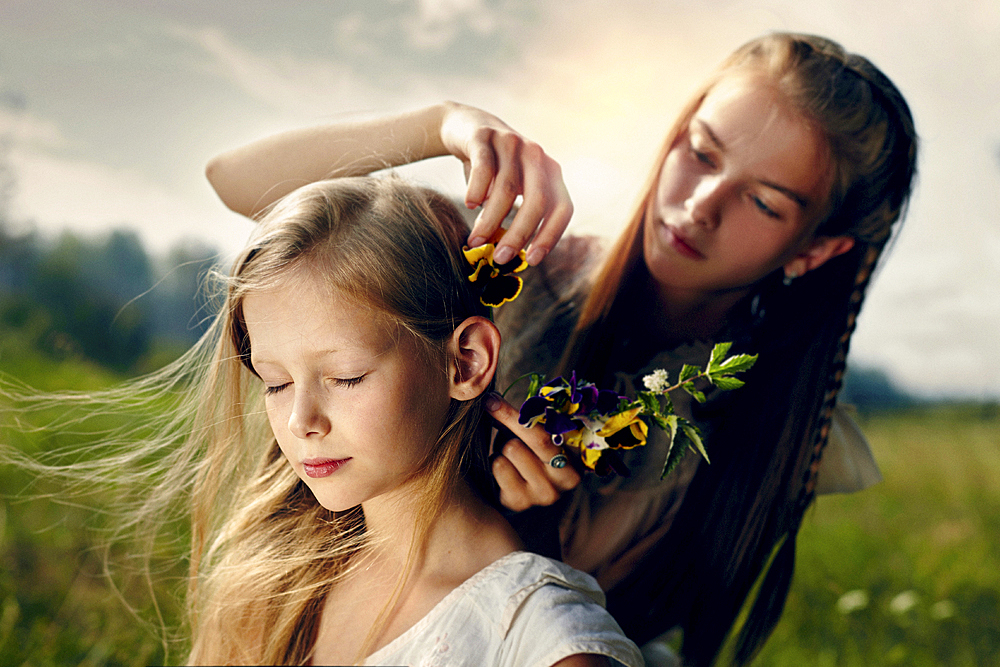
[656,151,691,208]
[393,373,450,448]
[263,397,291,439]
[722,224,800,275]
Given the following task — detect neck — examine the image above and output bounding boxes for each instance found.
[624,276,749,351]
[360,474,520,575]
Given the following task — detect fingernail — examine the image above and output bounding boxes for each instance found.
[525,246,547,266]
[485,391,501,411]
[468,235,486,248]
[493,246,515,265]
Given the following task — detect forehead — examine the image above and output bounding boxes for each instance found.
[242,267,394,357]
[692,73,832,211]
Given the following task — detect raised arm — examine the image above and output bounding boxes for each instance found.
[205,101,572,265]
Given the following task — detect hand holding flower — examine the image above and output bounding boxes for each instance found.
[485,391,582,512]
[514,343,758,478]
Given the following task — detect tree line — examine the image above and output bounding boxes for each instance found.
[0,219,218,374]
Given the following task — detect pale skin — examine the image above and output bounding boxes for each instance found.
[206,102,572,267]
[207,73,855,520]
[240,265,609,666]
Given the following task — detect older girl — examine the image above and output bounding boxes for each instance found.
[206,32,917,665]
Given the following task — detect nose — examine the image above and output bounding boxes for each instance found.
[685,175,726,230]
[287,389,331,439]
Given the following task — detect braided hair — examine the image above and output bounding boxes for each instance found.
[561,33,917,666]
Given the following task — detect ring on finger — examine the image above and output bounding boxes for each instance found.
[548,453,569,469]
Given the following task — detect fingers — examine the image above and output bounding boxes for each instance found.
[486,393,582,512]
[491,452,535,513]
[469,132,525,253]
[463,130,497,211]
[508,147,573,266]
[492,438,582,512]
[462,131,573,266]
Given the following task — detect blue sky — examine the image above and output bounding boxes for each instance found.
[1,0,998,397]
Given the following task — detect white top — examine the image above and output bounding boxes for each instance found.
[363,551,644,667]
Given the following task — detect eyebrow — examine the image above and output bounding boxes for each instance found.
[250,348,342,367]
[692,118,811,209]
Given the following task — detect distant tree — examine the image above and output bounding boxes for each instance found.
[151,240,219,344]
[840,364,916,411]
[31,231,153,370]
[0,132,225,372]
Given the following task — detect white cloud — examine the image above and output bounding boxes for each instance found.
[8,147,249,257]
[405,0,498,49]
[169,25,389,118]
[0,108,67,150]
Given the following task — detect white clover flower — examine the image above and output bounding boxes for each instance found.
[889,590,919,615]
[836,589,870,614]
[643,369,670,393]
[930,600,956,620]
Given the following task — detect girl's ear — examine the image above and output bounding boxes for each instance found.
[783,235,855,280]
[447,316,501,401]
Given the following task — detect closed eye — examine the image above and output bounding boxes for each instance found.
[689,145,716,169]
[265,382,290,395]
[752,195,780,218]
[335,375,366,388]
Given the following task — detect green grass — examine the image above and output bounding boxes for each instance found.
[755,404,1000,666]
[1,328,184,667]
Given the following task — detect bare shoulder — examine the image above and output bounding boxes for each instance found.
[551,653,612,667]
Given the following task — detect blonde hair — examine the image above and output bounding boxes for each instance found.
[2,176,492,665]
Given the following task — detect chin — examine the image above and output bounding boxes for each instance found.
[298,482,355,513]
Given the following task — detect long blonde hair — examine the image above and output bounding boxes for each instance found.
[2,176,493,665]
[557,33,917,666]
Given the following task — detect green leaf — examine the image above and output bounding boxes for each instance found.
[526,372,543,398]
[659,415,686,479]
[681,422,710,464]
[638,392,661,416]
[679,364,700,382]
[715,353,758,375]
[709,342,733,369]
[649,413,670,430]
[681,382,707,403]
[659,390,673,415]
[660,417,711,478]
[710,376,745,391]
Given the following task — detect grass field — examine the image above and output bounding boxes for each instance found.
[2,338,998,665]
[754,404,1000,666]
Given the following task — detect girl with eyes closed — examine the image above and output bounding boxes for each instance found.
[188,176,642,666]
[206,32,917,665]
[2,176,644,667]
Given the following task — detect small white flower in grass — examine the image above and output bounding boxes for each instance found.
[930,599,956,620]
[643,369,670,393]
[836,589,869,614]
[889,590,919,615]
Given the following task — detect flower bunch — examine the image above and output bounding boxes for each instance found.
[462,228,528,307]
[519,372,647,472]
[516,343,758,478]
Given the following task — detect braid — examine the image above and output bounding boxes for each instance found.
[798,243,883,507]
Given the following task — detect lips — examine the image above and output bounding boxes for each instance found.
[661,222,705,260]
[302,457,351,478]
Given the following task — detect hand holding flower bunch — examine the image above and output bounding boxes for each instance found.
[515,343,758,478]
